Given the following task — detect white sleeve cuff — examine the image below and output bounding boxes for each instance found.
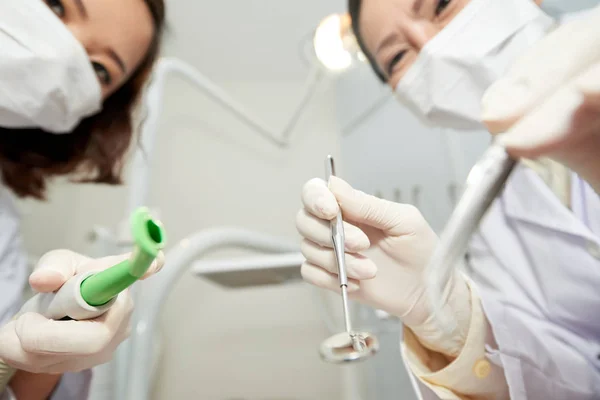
[402,280,509,399]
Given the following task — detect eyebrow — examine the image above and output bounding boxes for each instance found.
[107,49,127,74]
[412,0,425,15]
[73,0,88,18]
[71,0,127,76]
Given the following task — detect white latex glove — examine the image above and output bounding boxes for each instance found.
[296,177,472,356]
[0,249,164,374]
[482,5,600,193]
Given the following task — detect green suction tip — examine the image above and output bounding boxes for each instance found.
[80,207,166,306]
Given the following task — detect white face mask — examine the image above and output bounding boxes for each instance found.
[394,0,556,131]
[0,0,102,133]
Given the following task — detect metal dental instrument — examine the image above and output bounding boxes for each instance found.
[319,155,379,363]
[426,142,517,330]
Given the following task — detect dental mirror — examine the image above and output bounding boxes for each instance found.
[319,155,379,363]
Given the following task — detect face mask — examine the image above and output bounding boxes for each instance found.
[0,0,102,133]
[394,0,556,131]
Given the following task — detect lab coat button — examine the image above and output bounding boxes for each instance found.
[473,359,491,379]
[586,241,600,260]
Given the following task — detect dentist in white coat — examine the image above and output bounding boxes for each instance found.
[296,0,600,399]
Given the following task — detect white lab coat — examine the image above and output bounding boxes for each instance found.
[474,166,600,399]
[410,165,600,399]
[0,184,90,400]
[406,8,600,400]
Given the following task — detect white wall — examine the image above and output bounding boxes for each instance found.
[16,75,353,399]
[335,65,490,232]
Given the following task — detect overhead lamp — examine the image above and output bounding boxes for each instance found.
[313,13,363,72]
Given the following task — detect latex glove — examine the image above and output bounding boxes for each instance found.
[482,6,600,193]
[0,249,164,374]
[296,177,472,356]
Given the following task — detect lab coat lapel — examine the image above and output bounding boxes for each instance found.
[502,164,596,242]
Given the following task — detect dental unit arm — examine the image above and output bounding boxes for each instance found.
[426,142,516,331]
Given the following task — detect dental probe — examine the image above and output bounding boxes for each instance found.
[319,155,379,363]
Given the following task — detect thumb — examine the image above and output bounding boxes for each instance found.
[494,85,584,157]
[76,251,165,280]
[140,251,165,280]
[329,176,424,236]
[29,250,90,293]
[481,8,600,133]
[29,250,166,294]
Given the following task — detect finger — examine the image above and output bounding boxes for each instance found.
[300,239,376,280]
[29,250,92,293]
[30,249,164,294]
[15,291,132,355]
[78,251,164,280]
[495,86,584,157]
[495,61,600,159]
[295,209,370,252]
[329,177,425,236]
[140,251,165,280]
[41,305,134,373]
[40,302,134,373]
[301,178,339,220]
[76,253,131,275]
[300,262,360,293]
[576,62,600,108]
[482,8,600,133]
[0,320,49,373]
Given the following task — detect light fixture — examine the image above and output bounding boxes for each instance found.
[313,13,363,72]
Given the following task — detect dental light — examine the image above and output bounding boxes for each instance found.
[313,13,365,72]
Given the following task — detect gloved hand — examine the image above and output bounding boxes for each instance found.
[0,249,164,374]
[482,5,600,193]
[296,177,472,356]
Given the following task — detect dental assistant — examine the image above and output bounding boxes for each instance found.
[0,0,165,398]
[297,0,600,399]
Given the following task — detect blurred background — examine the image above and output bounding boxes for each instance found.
[15,0,598,399]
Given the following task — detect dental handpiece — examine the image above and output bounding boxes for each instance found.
[19,207,165,321]
[325,155,366,351]
[426,142,516,329]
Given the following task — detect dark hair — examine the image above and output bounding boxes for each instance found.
[0,0,165,200]
[348,0,387,82]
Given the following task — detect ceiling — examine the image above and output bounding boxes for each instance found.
[161,0,346,81]
[159,0,599,81]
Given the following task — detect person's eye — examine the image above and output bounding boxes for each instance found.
[435,0,452,16]
[45,0,65,18]
[92,62,112,86]
[387,50,407,77]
